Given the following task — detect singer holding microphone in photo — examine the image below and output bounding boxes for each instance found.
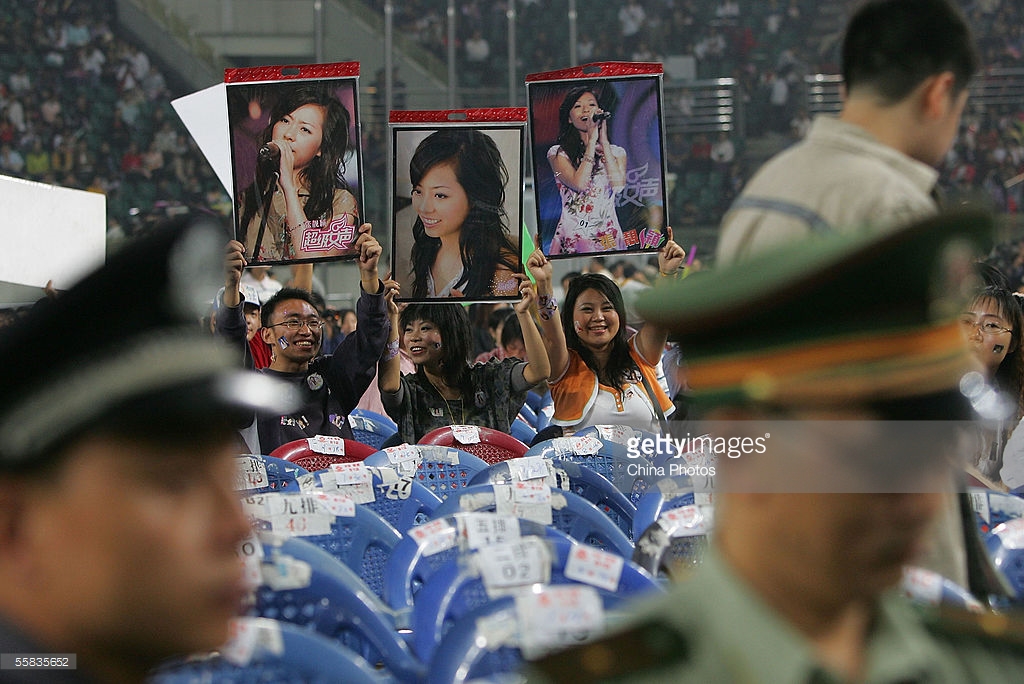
[237,83,359,262]
[547,85,628,255]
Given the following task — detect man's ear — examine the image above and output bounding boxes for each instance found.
[921,71,957,120]
[260,326,275,346]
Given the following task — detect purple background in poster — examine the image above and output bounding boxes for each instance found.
[228,80,360,202]
[529,76,665,256]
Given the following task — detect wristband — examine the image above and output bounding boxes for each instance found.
[384,338,400,361]
[538,294,558,321]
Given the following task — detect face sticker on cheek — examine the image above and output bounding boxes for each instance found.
[278,336,289,349]
[574,321,583,333]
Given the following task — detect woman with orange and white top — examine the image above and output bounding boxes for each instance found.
[526,227,685,435]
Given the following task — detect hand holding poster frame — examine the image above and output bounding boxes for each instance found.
[226,62,364,266]
[526,62,669,258]
[390,109,526,303]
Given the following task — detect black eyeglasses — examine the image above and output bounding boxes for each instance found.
[268,318,324,331]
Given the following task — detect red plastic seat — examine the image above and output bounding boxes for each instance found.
[269,436,380,472]
[417,425,528,465]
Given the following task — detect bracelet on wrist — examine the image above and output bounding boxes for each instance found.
[659,270,680,280]
[538,294,558,321]
[384,338,400,361]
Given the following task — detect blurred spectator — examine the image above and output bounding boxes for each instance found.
[240,266,283,305]
[618,0,646,38]
[0,142,25,175]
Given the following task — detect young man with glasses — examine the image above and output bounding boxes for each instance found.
[219,223,391,454]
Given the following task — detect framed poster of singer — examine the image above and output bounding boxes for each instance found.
[390,109,526,303]
[227,62,364,265]
[526,62,668,258]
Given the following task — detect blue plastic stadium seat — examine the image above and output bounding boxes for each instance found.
[150,617,398,684]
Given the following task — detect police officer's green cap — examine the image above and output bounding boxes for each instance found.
[0,215,300,469]
[637,209,994,407]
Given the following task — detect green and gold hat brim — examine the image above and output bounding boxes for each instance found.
[637,209,994,407]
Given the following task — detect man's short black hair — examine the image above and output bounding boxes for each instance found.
[842,0,979,102]
[261,287,318,328]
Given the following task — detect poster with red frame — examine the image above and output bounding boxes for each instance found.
[226,62,364,265]
[389,109,526,303]
[526,62,669,258]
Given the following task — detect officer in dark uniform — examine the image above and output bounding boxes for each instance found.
[0,217,297,683]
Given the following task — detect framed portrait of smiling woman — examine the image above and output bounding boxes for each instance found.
[389,109,526,303]
[527,62,668,259]
[226,62,364,266]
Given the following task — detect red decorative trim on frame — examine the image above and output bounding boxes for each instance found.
[525,61,662,83]
[389,108,528,124]
[224,62,360,83]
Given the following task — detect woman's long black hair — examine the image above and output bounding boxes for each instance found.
[400,303,473,390]
[555,84,606,169]
[239,83,352,235]
[561,273,637,397]
[409,129,517,299]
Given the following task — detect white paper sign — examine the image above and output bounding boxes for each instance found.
[0,175,105,289]
[171,82,233,197]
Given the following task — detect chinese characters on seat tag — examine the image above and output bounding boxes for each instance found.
[329,462,376,503]
[452,424,482,444]
[235,456,269,490]
[659,504,713,538]
[516,585,605,659]
[309,434,346,455]
[507,455,553,483]
[564,545,624,592]
[409,518,459,556]
[264,493,334,536]
[551,435,602,457]
[459,512,522,549]
[385,443,422,476]
[596,425,636,443]
[494,482,554,525]
[475,537,552,597]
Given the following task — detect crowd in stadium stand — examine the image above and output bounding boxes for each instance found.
[0,0,1022,242]
[0,0,228,237]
